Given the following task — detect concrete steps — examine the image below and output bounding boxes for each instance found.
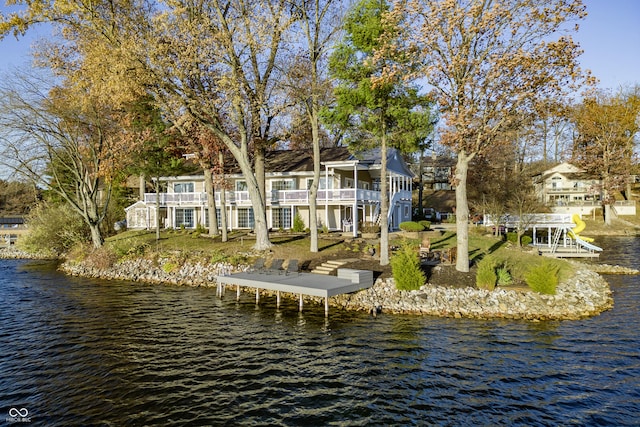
[311,260,349,275]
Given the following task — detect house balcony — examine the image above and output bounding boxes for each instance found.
[142,189,410,207]
[544,186,597,193]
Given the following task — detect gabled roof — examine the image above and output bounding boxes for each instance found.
[167,147,414,178]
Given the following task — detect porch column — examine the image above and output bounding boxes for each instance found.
[325,166,329,229]
[353,163,358,238]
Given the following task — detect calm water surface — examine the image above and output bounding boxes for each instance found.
[1,236,639,426]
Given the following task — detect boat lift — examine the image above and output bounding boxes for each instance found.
[485,213,602,258]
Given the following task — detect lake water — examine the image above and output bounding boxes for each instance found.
[1,236,639,426]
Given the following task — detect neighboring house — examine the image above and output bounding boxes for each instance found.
[125,147,414,234]
[0,217,26,246]
[419,154,455,191]
[533,162,636,216]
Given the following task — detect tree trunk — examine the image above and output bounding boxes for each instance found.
[218,151,228,242]
[255,146,266,210]
[155,178,161,241]
[89,221,104,248]
[209,128,272,250]
[604,203,612,226]
[204,168,218,236]
[309,115,321,253]
[380,129,389,266]
[454,151,473,272]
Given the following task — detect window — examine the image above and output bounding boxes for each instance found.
[203,208,222,228]
[236,181,248,191]
[238,208,254,228]
[345,178,354,188]
[175,208,194,228]
[271,179,294,191]
[174,182,194,193]
[272,208,291,229]
[307,177,333,189]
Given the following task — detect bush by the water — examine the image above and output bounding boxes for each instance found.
[525,260,559,295]
[418,220,431,230]
[391,242,426,290]
[476,256,498,290]
[18,202,89,256]
[399,221,425,232]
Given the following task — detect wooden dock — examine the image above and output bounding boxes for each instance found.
[215,268,374,317]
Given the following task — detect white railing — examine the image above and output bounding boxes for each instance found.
[142,188,412,207]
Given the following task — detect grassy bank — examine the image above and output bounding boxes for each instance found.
[88,227,573,291]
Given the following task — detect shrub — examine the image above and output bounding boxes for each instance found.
[476,255,498,290]
[18,202,89,256]
[83,246,119,269]
[391,242,426,291]
[292,212,306,233]
[506,232,518,243]
[399,221,425,232]
[496,266,513,286]
[418,220,431,230]
[162,262,179,274]
[521,235,532,246]
[525,261,559,295]
[360,221,380,233]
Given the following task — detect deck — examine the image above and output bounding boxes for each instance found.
[536,245,600,258]
[215,269,374,316]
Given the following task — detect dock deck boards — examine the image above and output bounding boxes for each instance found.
[215,269,375,316]
[215,271,372,298]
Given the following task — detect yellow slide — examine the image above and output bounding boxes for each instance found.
[569,213,594,243]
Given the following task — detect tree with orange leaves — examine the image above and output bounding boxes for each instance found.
[399,0,591,271]
[571,86,640,225]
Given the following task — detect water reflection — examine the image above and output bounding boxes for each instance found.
[1,237,639,425]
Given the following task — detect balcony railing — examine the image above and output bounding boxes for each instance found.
[143,188,409,207]
[545,186,598,193]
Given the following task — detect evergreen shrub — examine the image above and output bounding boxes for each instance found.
[391,242,426,291]
[476,255,498,290]
[292,212,306,232]
[496,266,513,286]
[525,261,559,295]
[419,220,431,230]
[399,221,425,232]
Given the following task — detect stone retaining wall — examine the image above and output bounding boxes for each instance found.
[51,255,622,321]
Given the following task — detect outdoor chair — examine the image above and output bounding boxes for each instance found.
[419,236,431,258]
[268,258,284,274]
[249,257,265,273]
[285,259,299,276]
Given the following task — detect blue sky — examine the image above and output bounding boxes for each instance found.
[0,0,638,90]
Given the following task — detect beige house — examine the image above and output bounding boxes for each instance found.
[125,147,414,234]
[533,162,635,216]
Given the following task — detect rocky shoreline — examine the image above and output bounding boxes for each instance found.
[2,247,632,321]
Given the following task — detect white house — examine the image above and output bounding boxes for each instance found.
[533,162,635,216]
[125,147,414,234]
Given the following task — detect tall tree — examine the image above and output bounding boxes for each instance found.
[326,0,433,265]
[126,98,193,240]
[403,0,590,271]
[0,74,132,248]
[571,86,640,225]
[1,0,297,251]
[288,0,346,253]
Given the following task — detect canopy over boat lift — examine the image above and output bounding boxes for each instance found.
[486,213,602,258]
